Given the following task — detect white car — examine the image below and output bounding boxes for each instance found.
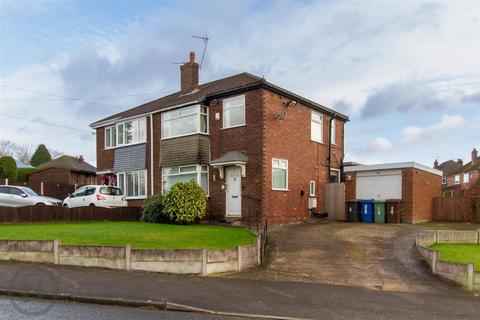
[0,185,62,207]
[63,185,127,208]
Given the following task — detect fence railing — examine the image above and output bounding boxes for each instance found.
[432,197,480,223]
[0,205,142,223]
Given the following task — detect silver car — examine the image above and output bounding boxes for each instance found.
[0,185,62,207]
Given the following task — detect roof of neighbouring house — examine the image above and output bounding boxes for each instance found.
[437,160,464,177]
[90,72,348,128]
[344,162,443,176]
[452,157,480,175]
[31,155,97,174]
[15,159,33,168]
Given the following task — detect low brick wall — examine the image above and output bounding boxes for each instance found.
[0,238,260,275]
[415,230,479,290]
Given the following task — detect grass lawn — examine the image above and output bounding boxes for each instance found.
[418,222,478,231]
[0,222,256,249]
[429,243,480,271]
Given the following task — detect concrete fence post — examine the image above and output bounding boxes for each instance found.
[467,264,474,290]
[5,178,8,186]
[40,182,44,195]
[434,231,438,244]
[432,250,438,274]
[237,246,242,271]
[53,239,60,265]
[202,249,207,275]
[257,236,261,265]
[477,229,480,245]
[125,244,131,271]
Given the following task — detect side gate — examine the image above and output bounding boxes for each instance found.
[324,183,346,221]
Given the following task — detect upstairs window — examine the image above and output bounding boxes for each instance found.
[116,118,146,146]
[105,125,117,149]
[161,105,208,139]
[330,119,336,145]
[272,158,288,190]
[441,176,446,184]
[311,111,323,143]
[463,173,469,183]
[223,95,245,128]
[454,175,460,184]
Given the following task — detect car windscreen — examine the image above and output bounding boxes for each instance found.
[99,187,123,196]
[20,187,38,196]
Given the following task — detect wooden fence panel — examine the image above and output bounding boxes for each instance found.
[432,197,476,223]
[324,183,346,221]
[0,206,142,223]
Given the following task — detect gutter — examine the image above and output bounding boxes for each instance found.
[328,113,336,181]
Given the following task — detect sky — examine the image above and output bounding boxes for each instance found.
[0,0,479,167]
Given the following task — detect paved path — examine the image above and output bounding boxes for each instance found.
[230,222,474,293]
[0,261,479,320]
[0,296,242,320]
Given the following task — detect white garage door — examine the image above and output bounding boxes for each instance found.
[356,170,402,200]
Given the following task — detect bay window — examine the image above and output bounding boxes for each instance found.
[161,105,208,139]
[223,95,245,128]
[162,164,209,194]
[272,158,288,190]
[116,118,146,147]
[105,125,117,149]
[117,170,147,199]
[311,111,323,143]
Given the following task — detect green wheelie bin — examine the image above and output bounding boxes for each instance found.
[374,200,386,223]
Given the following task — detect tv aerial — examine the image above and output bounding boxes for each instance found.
[192,34,209,68]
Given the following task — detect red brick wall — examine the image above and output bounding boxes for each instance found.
[344,171,356,201]
[96,127,115,171]
[262,89,344,225]
[207,90,264,223]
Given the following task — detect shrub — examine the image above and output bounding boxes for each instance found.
[0,156,17,181]
[30,144,52,167]
[17,168,37,182]
[162,180,207,224]
[141,195,166,223]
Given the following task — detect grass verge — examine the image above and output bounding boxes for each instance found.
[429,243,480,271]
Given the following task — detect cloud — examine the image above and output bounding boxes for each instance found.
[369,137,393,152]
[402,114,465,143]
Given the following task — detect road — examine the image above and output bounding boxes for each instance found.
[0,296,245,320]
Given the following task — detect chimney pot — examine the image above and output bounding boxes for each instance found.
[434,159,438,169]
[189,51,195,62]
[78,155,84,163]
[457,158,463,165]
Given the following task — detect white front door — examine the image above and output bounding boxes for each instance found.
[226,166,242,216]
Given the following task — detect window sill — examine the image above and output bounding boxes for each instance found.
[272,188,289,192]
[106,141,147,150]
[160,132,209,141]
[222,124,246,130]
[125,196,147,200]
[311,139,325,145]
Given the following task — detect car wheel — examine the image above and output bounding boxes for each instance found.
[63,203,68,207]
[89,204,95,207]
[35,203,45,206]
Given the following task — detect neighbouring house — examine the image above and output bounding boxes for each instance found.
[90,51,348,225]
[434,148,480,197]
[344,162,442,223]
[27,155,97,186]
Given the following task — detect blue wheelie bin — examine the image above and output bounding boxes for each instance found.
[358,200,374,223]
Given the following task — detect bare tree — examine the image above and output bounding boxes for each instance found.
[0,140,64,164]
[0,140,16,158]
[48,148,64,159]
[15,144,33,164]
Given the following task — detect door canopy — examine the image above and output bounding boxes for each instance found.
[210,151,248,178]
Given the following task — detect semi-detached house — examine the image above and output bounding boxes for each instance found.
[90,52,348,225]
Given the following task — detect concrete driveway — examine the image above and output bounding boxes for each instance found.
[231,221,476,293]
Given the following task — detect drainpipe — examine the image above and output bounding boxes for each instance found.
[328,113,336,182]
[149,113,154,196]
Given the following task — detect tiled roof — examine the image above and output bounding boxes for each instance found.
[437,160,463,176]
[36,155,96,174]
[452,157,480,175]
[90,72,348,127]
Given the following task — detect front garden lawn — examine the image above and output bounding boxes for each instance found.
[0,222,256,249]
[429,243,480,271]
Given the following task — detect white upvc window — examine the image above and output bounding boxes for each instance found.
[272,158,288,191]
[309,180,316,196]
[330,119,336,145]
[442,176,447,184]
[162,164,209,194]
[463,173,469,183]
[311,111,323,143]
[454,175,460,184]
[117,170,147,199]
[161,105,208,139]
[223,95,245,128]
[116,117,146,147]
[105,125,117,149]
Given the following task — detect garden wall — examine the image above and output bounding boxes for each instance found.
[415,230,480,290]
[0,237,260,275]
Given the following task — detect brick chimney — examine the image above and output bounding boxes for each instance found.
[457,158,463,165]
[472,148,478,164]
[433,159,438,169]
[180,51,199,93]
[78,155,84,163]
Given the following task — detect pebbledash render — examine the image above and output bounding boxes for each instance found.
[90,52,348,225]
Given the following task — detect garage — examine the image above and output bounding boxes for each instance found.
[344,162,442,223]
